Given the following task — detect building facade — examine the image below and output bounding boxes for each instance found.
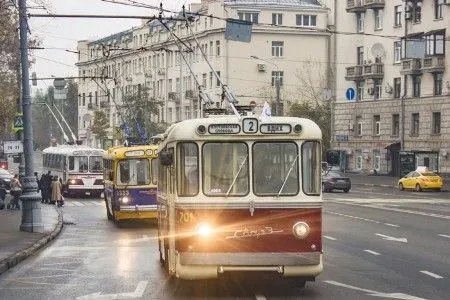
[331,0,450,175]
[76,0,331,148]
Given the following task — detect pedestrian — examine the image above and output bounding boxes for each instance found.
[10,174,22,210]
[51,175,63,206]
[34,171,40,193]
[44,171,52,203]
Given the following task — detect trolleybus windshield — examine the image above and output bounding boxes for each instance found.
[117,159,150,185]
[89,156,103,173]
[68,156,89,173]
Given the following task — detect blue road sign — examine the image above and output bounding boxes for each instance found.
[346,88,355,100]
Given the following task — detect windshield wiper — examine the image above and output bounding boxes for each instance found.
[226,155,248,197]
[277,154,299,197]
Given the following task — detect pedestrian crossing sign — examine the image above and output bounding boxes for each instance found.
[12,113,23,132]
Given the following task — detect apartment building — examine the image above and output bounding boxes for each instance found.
[331,0,450,176]
[76,0,330,148]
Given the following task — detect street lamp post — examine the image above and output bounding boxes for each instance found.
[19,0,42,232]
[250,56,281,116]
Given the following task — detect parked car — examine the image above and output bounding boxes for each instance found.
[398,167,443,192]
[0,168,14,193]
[322,171,351,193]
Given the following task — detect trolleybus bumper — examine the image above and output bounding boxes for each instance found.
[175,252,323,280]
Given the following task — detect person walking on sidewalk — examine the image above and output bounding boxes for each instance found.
[51,175,63,207]
[40,171,51,204]
[10,174,22,210]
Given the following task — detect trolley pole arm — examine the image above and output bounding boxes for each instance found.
[51,104,77,142]
[36,102,70,143]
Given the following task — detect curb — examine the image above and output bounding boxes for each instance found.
[353,182,449,192]
[0,208,64,276]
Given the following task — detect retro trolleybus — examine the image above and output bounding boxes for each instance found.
[157,116,322,285]
[42,145,105,197]
[103,144,159,222]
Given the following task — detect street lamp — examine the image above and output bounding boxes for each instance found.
[250,56,281,116]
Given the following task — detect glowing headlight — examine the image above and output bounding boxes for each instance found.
[292,222,310,239]
[121,196,130,204]
[69,179,77,184]
[196,223,212,237]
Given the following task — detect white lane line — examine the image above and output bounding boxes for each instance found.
[89,201,101,205]
[71,201,84,207]
[420,271,443,279]
[375,233,407,243]
[364,250,381,256]
[254,294,267,300]
[324,235,337,241]
[326,211,399,227]
[438,234,450,239]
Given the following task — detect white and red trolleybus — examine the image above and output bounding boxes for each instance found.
[157,115,322,285]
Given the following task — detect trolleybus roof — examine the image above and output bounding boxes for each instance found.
[42,145,105,156]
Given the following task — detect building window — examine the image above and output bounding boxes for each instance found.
[356,150,363,170]
[435,0,443,19]
[271,71,283,87]
[425,31,445,56]
[394,5,402,26]
[357,46,364,65]
[238,12,259,24]
[374,80,382,100]
[373,115,381,135]
[412,2,421,23]
[209,72,213,88]
[434,73,443,95]
[412,75,421,97]
[82,93,86,106]
[357,81,364,101]
[392,114,399,136]
[432,112,441,134]
[296,14,316,27]
[394,41,402,63]
[374,9,383,30]
[411,113,419,135]
[373,150,381,171]
[394,77,401,98]
[216,41,220,56]
[356,12,364,33]
[216,71,221,87]
[271,41,283,57]
[356,116,362,136]
[202,73,207,88]
[272,13,282,25]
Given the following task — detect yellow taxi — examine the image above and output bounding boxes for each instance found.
[398,167,443,192]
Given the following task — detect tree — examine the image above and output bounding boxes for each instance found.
[120,86,167,142]
[90,110,109,142]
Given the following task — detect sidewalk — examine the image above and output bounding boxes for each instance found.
[0,196,63,276]
[345,172,450,191]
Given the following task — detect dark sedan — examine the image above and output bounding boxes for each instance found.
[322,171,351,193]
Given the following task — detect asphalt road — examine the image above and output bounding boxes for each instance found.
[0,186,448,300]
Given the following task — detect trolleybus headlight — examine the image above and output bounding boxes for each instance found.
[292,222,310,239]
[196,223,212,237]
[121,196,130,204]
[69,179,77,184]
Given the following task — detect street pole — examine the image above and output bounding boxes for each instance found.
[19,0,43,232]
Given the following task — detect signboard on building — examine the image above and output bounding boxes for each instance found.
[3,141,23,154]
[335,135,348,142]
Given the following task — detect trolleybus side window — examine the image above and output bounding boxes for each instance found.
[253,142,299,196]
[151,159,158,185]
[177,142,199,196]
[203,142,249,196]
[302,141,321,195]
[69,156,75,171]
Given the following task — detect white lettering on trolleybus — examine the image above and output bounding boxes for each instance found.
[208,124,240,134]
[225,227,284,240]
[260,124,291,134]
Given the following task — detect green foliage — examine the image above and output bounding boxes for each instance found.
[289,101,331,153]
[90,110,109,140]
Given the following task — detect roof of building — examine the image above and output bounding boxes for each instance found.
[224,0,322,7]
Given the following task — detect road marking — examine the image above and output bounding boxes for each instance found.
[326,211,399,227]
[77,280,148,299]
[254,294,267,300]
[420,271,443,279]
[324,235,337,241]
[364,250,380,256]
[324,280,428,300]
[71,201,84,207]
[375,233,408,243]
[39,267,76,272]
[438,234,450,239]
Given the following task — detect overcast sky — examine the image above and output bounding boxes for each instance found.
[29,0,197,89]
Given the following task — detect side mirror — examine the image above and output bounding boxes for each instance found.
[160,150,173,166]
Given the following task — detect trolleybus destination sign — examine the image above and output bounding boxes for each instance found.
[260,124,291,134]
[208,124,241,134]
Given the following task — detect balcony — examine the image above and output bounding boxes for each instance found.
[185,89,196,98]
[400,59,422,75]
[362,62,384,79]
[364,0,385,9]
[168,92,180,102]
[346,0,365,12]
[345,65,363,81]
[421,56,445,73]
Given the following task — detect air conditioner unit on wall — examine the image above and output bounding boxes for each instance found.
[257,63,266,72]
